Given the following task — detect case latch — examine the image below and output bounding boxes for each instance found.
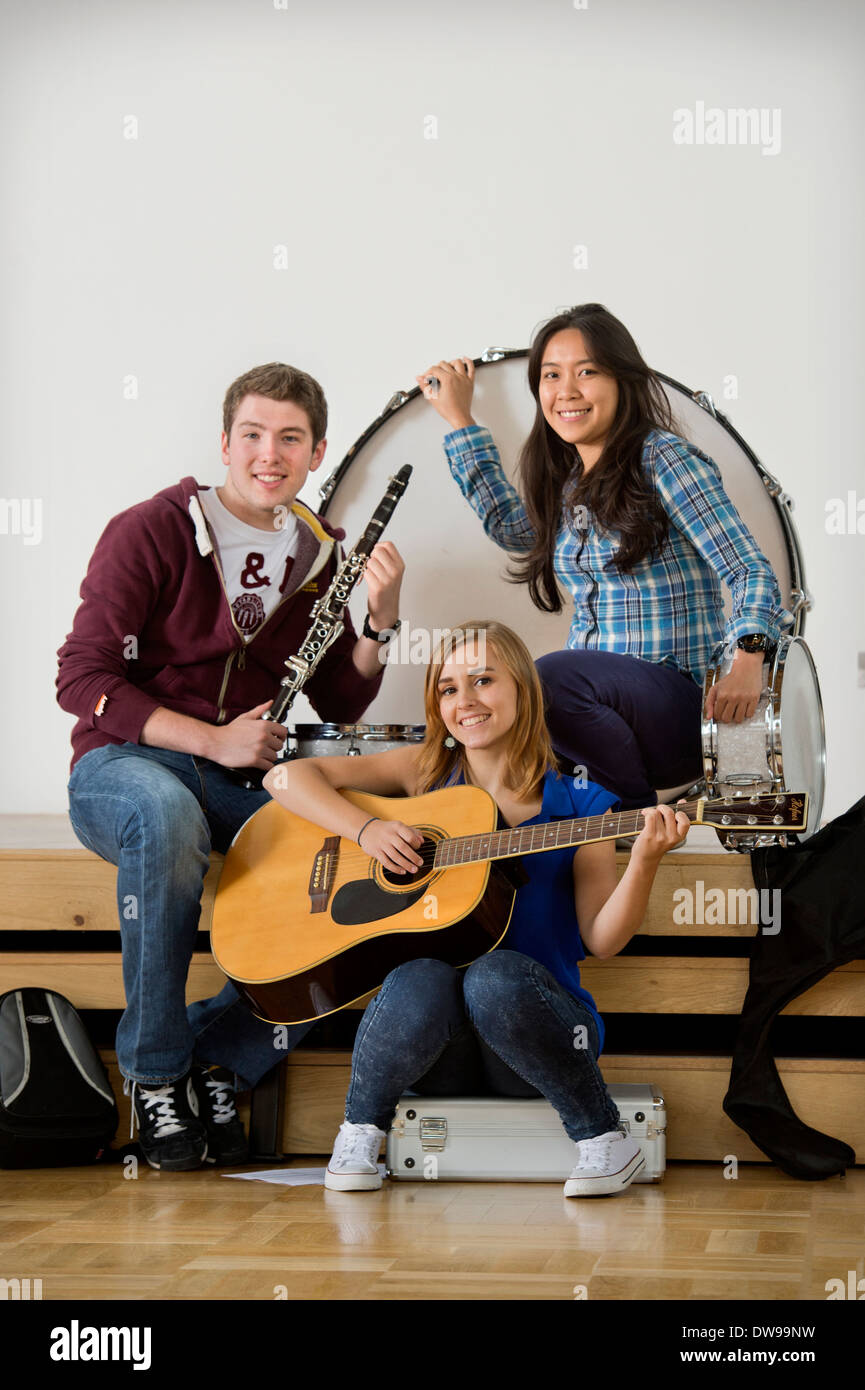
[420,1117,447,1151]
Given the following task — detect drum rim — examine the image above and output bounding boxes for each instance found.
[292,722,426,740]
[766,635,826,833]
[316,349,808,635]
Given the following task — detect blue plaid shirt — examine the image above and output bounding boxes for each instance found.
[444,425,793,683]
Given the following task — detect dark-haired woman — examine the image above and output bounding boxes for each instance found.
[417,305,792,809]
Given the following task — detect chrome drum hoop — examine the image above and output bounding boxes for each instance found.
[291,722,426,758]
[764,637,826,828]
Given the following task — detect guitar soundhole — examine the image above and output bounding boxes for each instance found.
[380,836,438,889]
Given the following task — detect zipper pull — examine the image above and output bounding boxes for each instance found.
[238,647,246,670]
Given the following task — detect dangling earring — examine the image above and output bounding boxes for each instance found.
[444,735,456,749]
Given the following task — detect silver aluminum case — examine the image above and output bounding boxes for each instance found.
[386,1083,665,1183]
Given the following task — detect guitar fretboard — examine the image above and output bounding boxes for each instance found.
[433,798,702,867]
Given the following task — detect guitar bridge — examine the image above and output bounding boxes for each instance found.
[309,837,340,913]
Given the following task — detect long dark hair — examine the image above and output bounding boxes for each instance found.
[511,304,674,613]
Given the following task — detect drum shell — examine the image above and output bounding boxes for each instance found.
[291,723,426,760]
[702,635,825,842]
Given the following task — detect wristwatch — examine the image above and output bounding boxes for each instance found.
[362,613,401,643]
[736,633,770,654]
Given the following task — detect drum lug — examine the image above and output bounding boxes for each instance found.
[692,389,717,418]
[317,470,339,504]
[480,347,508,362]
[382,390,411,414]
[762,474,784,499]
[789,587,813,616]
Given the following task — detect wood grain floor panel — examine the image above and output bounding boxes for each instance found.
[1,1163,862,1301]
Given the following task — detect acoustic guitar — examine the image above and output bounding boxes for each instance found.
[210,786,808,1024]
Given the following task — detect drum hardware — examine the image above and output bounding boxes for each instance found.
[702,634,825,851]
[290,723,426,763]
[693,389,718,417]
[316,470,339,505]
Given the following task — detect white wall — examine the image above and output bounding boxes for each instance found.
[2,0,863,820]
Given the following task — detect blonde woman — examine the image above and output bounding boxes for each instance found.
[264,621,688,1197]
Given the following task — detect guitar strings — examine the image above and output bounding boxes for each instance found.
[321,802,693,875]
[315,794,793,874]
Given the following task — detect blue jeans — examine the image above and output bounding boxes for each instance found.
[345,952,620,1142]
[536,649,704,809]
[67,742,314,1087]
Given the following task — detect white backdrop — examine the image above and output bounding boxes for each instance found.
[2,0,863,819]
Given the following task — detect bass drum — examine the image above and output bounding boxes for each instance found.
[302,348,810,729]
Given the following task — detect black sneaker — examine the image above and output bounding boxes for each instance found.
[191,1065,249,1166]
[130,1073,208,1171]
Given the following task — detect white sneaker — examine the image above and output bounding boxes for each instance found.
[564,1129,645,1197]
[324,1121,386,1191]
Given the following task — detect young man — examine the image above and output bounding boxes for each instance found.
[56,362,404,1172]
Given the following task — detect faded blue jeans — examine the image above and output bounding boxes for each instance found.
[67,742,314,1087]
[345,952,621,1142]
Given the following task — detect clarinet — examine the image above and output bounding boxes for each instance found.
[231,464,412,789]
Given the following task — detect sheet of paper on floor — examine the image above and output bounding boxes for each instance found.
[222,1165,386,1186]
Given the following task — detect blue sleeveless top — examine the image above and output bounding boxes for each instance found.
[449,767,620,1053]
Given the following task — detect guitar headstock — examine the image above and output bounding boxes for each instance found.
[699,791,809,835]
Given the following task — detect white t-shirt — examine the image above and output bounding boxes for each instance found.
[197,487,301,641]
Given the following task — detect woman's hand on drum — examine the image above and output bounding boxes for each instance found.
[706,651,764,724]
[631,802,690,866]
[358,818,425,875]
[416,357,476,430]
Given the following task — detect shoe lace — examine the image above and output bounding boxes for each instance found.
[203,1070,237,1124]
[574,1129,622,1166]
[124,1076,186,1140]
[336,1123,382,1165]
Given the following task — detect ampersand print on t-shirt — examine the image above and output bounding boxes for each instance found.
[240,553,271,589]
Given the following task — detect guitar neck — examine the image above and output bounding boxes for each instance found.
[433,798,703,868]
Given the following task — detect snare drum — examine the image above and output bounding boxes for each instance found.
[299,349,810,728]
[291,723,426,759]
[702,635,825,844]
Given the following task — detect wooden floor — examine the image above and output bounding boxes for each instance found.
[2,1160,862,1301]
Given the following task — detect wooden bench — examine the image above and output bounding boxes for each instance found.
[2,815,863,1164]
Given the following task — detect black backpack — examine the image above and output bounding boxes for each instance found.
[0,987,118,1167]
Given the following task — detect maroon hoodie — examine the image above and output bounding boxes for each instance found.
[56,476,384,770]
